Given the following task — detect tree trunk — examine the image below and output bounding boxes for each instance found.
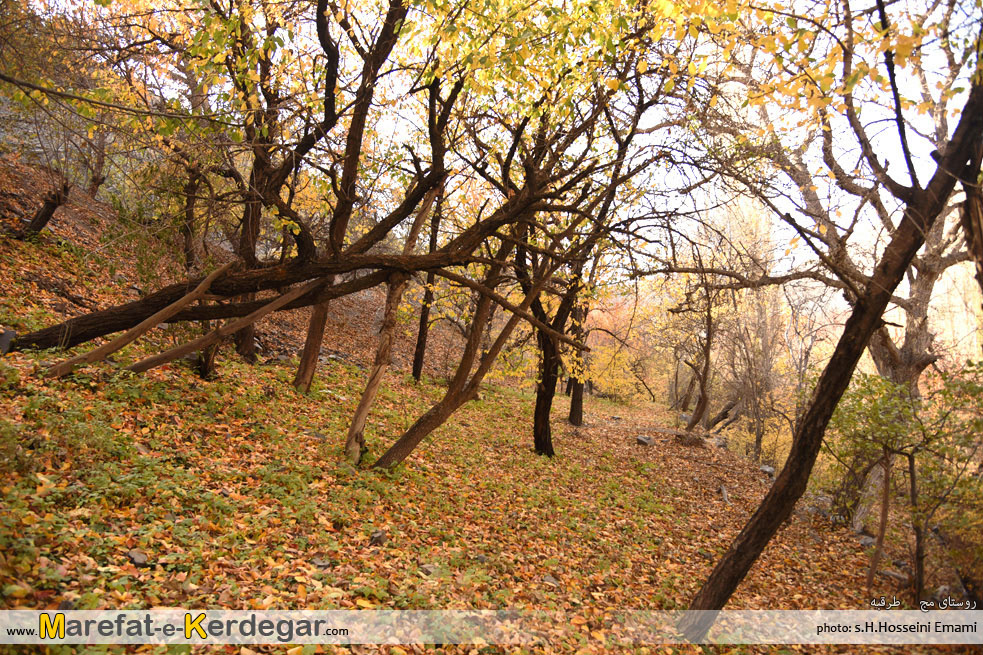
[345,273,409,463]
[411,272,436,381]
[45,262,234,378]
[569,378,584,426]
[86,130,107,198]
[412,196,442,380]
[293,294,332,392]
[908,453,926,601]
[679,83,983,639]
[233,178,265,361]
[706,398,738,431]
[20,182,70,238]
[533,329,560,457]
[181,173,200,272]
[851,463,885,534]
[129,278,326,374]
[679,375,696,412]
[374,289,496,469]
[866,452,892,592]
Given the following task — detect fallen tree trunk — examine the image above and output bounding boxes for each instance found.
[128,277,328,373]
[45,262,235,378]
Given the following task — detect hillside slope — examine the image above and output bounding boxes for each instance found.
[0,161,972,654]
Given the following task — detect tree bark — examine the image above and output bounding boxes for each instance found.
[569,378,585,426]
[86,130,107,198]
[181,173,200,272]
[908,452,926,601]
[46,262,234,378]
[345,273,410,463]
[680,83,983,639]
[533,329,560,456]
[20,182,70,238]
[293,291,333,392]
[412,194,443,381]
[129,278,326,374]
[866,452,892,592]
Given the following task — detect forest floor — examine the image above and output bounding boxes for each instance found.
[0,157,975,654]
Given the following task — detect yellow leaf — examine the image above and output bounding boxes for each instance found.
[637,60,649,74]
[286,648,304,655]
[356,599,375,608]
[605,79,620,91]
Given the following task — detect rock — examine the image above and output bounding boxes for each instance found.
[369,530,387,546]
[126,549,150,567]
[859,535,876,548]
[0,330,16,355]
[878,569,909,585]
[419,564,438,577]
[636,435,655,446]
[542,575,560,588]
[759,465,775,477]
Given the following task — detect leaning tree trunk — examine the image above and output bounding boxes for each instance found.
[20,182,70,238]
[374,287,498,469]
[345,273,410,463]
[293,291,333,392]
[533,329,561,457]
[679,83,983,640]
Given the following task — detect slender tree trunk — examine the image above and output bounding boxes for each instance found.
[412,197,442,380]
[679,375,696,412]
[345,273,409,463]
[374,289,497,469]
[129,278,326,374]
[86,130,107,198]
[908,453,926,601]
[533,330,560,456]
[234,187,264,362]
[411,272,436,381]
[182,173,200,272]
[293,292,333,392]
[679,84,982,639]
[866,452,892,592]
